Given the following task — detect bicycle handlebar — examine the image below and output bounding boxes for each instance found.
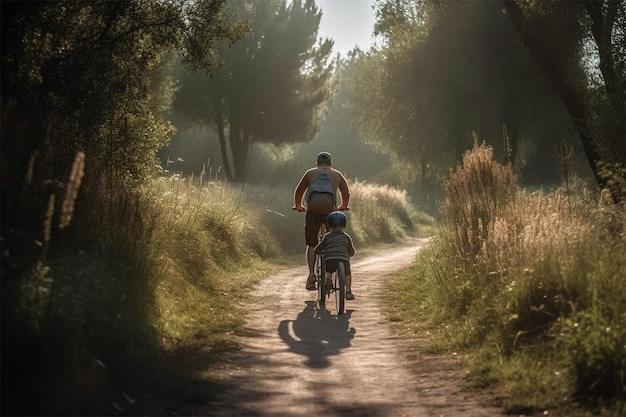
[292,207,350,212]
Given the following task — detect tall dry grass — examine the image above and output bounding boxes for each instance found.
[444,138,518,259]
[144,175,280,345]
[349,180,424,244]
[239,178,434,255]
[388,143,626,414]
[3,154,434,414]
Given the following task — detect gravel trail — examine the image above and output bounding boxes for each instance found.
[185,238,505,417]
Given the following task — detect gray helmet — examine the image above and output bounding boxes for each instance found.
[316,151,332,165]
[327,211,347,228]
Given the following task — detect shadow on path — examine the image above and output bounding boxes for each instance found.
[278,301,355,369]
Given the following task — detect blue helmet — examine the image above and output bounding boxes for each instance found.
[327,211,347,228]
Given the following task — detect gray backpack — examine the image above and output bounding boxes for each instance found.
[306,168,336,213]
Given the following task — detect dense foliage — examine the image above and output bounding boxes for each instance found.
[350,0,625,200]
[0,1,242,414]
[172,0,337,181]
[389,142,625,415]
[1,0,243,229]
[503,0,625,201]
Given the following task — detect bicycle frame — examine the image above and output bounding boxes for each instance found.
[315,224,327,307]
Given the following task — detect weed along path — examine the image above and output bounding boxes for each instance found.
[185,238,505,417]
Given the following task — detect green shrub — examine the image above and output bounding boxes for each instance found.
[557,299,626,404]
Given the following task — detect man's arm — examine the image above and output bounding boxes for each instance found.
[293,171,310,211]
[337,173,350,210]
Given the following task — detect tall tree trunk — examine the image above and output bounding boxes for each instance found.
[231,128,250,183]
[583,0,626,163]
[214,98,233,181]
[229,114,244,182]
[503,0,613,197]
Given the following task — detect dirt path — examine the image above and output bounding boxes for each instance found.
[185,238,506,417]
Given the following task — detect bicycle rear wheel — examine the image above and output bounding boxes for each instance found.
[334,261,346,315]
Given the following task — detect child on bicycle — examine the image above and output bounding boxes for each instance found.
[314,211,356,300]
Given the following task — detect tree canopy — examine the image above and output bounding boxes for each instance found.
[1,0,244,227]
[503,0,625,200]
[350,0,625,198]
[173,0,337,181]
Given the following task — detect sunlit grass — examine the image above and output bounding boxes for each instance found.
[349,180,435,245]
[134,175,431,368]
[386,143,626,416]
[5,158,436,414]
[142,175,279,347]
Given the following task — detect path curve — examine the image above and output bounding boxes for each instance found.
[188,238,505,417]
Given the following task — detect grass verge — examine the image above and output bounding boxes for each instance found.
[384,142,625,416]
[2,170,431,415]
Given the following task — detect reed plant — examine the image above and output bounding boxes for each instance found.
[444,138,518,259]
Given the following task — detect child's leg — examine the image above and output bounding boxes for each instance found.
[325,260,337,284]
[344,261,352,291]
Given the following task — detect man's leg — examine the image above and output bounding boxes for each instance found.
[304,210,325,290]
[307,245,316,275]
[305,246,317,290]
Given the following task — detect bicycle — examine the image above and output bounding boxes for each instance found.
[314,223,347,315]
[318,255,346,315]
[293,208,348,315]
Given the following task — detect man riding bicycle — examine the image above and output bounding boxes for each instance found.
[293,151,350,290]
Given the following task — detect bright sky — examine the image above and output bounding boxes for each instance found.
[315,0,377,56]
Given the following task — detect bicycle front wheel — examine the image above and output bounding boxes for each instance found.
[334,261,346,315]
[316,224,327,308]
[317,256,325,306]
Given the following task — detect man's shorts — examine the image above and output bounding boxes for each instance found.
[325,259,352,275]
[305,210,329,247]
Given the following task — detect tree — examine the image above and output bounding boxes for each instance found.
[502,0,626,202]
[1,4,246,413]
[350,0,577,189]
[174,0,336,182]
[1,0,243,227]
[351,0,443,186]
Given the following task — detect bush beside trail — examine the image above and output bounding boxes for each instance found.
[386,142,626,416]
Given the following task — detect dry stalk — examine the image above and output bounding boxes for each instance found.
[555,140,574,216]
[42,193,55,260]
[59,151,85,229]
